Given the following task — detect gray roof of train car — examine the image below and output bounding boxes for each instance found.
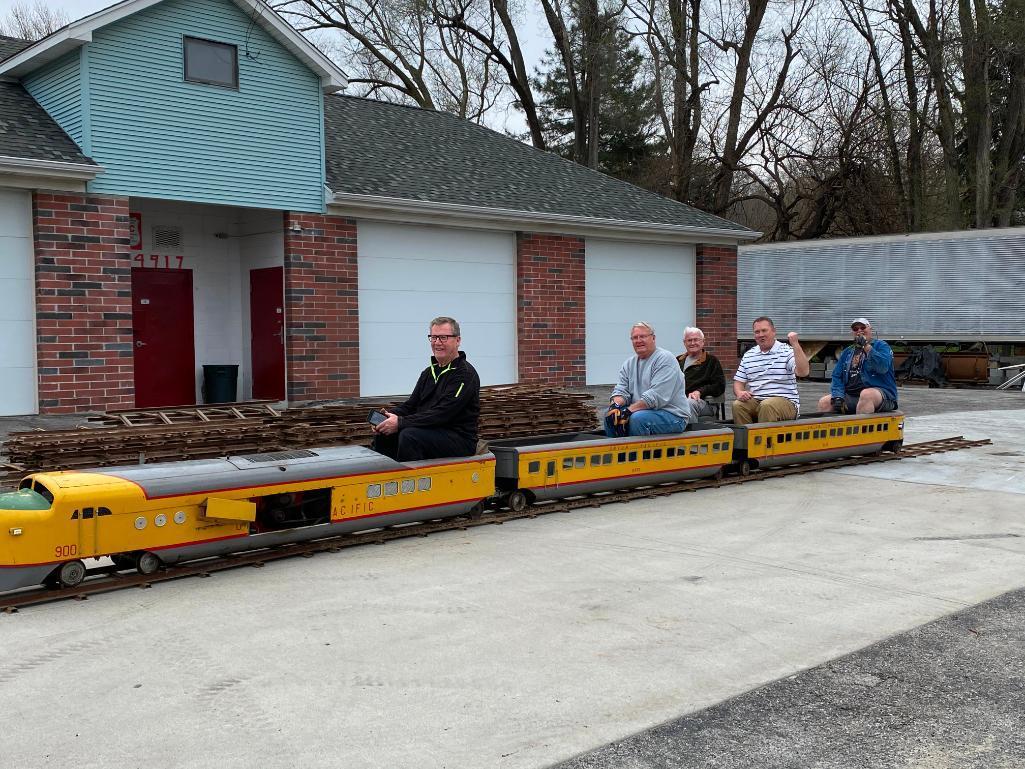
[488,427,735,453]
[78,446,400,499]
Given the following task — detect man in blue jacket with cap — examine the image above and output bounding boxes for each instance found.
[817,317,899,414]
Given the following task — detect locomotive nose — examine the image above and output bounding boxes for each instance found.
[0,488,51,536]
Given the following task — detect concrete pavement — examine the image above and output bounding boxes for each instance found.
[1,404,1024,768]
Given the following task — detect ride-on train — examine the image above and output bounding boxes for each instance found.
[0,411,903,593]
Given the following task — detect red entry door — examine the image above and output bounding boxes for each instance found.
[132,269,196,407]
[250,267,285,400]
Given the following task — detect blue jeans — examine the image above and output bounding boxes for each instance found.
[605,409,687,437]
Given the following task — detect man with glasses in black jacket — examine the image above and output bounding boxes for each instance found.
[371,316,481,461]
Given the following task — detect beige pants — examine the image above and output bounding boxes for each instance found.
[731,396,797,424]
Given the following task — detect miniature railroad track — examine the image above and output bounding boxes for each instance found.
[0,436,989,613]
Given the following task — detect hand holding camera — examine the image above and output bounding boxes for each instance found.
[854,334,868,348]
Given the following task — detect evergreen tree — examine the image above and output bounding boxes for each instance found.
[531,26,658,181]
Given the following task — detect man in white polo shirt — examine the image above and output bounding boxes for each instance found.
[732,316,810,424]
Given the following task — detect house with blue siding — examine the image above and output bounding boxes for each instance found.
[0,0,754,416]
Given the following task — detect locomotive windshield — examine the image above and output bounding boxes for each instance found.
[0,488,52,511]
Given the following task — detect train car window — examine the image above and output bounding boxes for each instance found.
[866,424,874,433]
[846,427,854,435]
[418,477,431,491]
[803,431,811,440]
[546,461,556,477]
[528,461,541,474]
[653,449,663,459]
[575,456,586,468]
[754,436,762,445]
[563,457,574,470]
[34,482,54,505]
[699,445,708,454]
[384,481,399,496]
[643,450,651,460]
[367,484,382,498]
[81,507,94,519]
[98,507,112,516]
[70,510,78,520]
[628,451,638,462]
[401,479,415,494]
[590,455,601,467]
[617,452,627,463]
[689,445,699,455]
[19,478,31,490]
[603,454,613,465]
[666,447,676,457]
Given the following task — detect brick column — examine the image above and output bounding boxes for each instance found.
[283,212,359,400]
[517,233,586,387]
[33,192,134,413]
[695,244,738,375]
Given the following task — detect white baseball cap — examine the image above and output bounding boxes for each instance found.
[850,317,871,328]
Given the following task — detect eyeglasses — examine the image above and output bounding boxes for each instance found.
[427,334,457,342]
[851,325,867,331]
[630,334,653,341]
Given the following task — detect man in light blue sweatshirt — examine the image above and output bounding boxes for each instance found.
[606,322,694,437]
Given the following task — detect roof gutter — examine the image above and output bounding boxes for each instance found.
[326,190,761,244]
[0,155,101,180]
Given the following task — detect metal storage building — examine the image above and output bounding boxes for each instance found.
[738,228,1025,344]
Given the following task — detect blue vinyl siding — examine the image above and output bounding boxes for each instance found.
[84,0,325,212]
[22,51,83,147]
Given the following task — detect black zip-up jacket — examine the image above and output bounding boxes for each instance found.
[392,351,480,441]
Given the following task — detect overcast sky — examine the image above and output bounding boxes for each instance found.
[0,0,110,23]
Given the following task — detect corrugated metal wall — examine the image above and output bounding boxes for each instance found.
[23,50,83,146]
[83,0,325,213]
[738,230,1025,341]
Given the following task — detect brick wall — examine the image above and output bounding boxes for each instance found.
[695,244,738,375]
[33,191,135,413]
[517,233,586,387]
[283,212,359,400]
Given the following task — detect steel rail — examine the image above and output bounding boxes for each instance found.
[0,436,990,612]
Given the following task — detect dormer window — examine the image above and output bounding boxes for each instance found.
[183,36,238,89]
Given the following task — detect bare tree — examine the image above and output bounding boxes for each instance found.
[275,0,501,121]
[626,0,713,202]
[702,0,818,215]
[0,1,69,40]
[433,0,547,148]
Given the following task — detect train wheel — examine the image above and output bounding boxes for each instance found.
[57,560,87,588]
[507,491,528,512]
[135,551,162,576]
[739,460,752,477]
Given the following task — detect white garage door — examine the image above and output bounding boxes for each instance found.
[358,221,517,396]
[0,189,37,416]
[585,239,695,384]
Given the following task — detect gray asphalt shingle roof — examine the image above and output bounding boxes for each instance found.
[0,81,96,165]
[0,34,32,61]
[324,94,752,233]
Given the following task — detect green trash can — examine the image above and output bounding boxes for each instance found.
[202,364,239,404]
